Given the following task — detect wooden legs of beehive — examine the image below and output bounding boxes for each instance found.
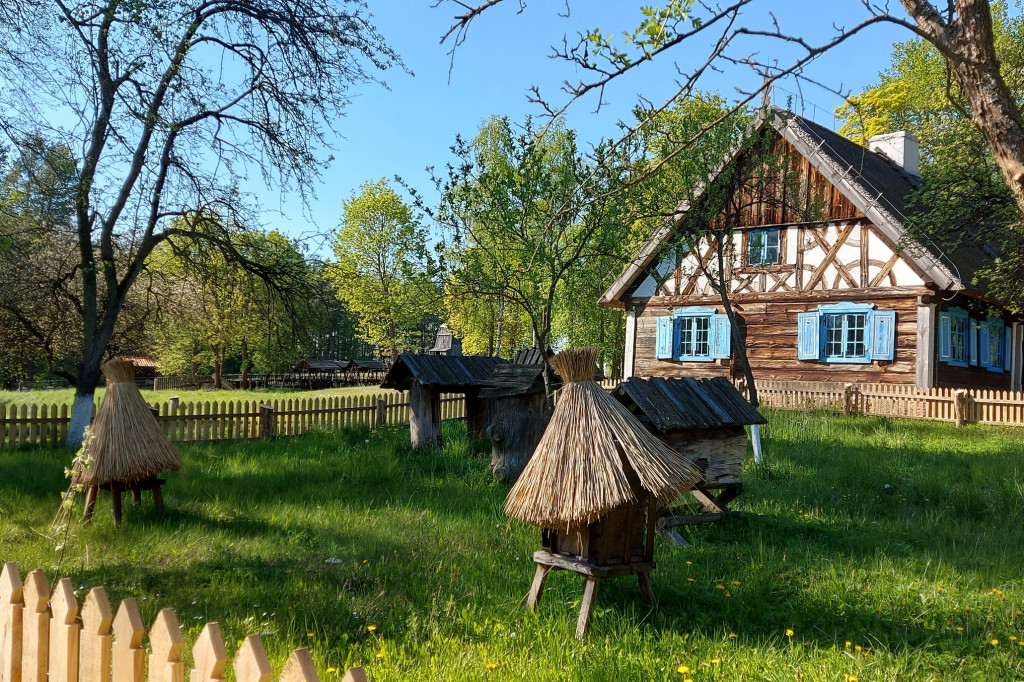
[575,577,601,639]
[637,571,654,603]
[527,564,550,611]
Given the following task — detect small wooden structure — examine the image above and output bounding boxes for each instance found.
[505,348,703,637]
[479,360,552,483]
[614,376,766,518]
[289,359,352,389]
[380,354,506,448]
[427,323,463,356]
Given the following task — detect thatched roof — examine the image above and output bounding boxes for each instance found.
[504,348,703,528]
[73,359,182,486]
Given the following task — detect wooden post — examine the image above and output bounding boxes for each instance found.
[190,623,227,682]
[463,388,489,439]
[407,383,440,450]
[111,599,144,682]
[148,609,184,682]
[374,398,387,429]
[233,635,271,682]
[1,562,23,682]
[48,578,79,682]
[953,389,970,427]
[279,648,320,682]
[487,393,546,483]
[79,587,112,682]
[916,302,936,389]
[258,404,275,441]
[843,383,855,415]
[575,577,601,639]
[21,570,48,682]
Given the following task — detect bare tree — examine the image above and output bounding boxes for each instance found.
[0,0,401,445]
[439,1,1024,225]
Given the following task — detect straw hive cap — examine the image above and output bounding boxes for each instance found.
[504,348,703,528]
[73,359,182,486]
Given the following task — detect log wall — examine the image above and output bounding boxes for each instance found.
[633,296,920,385]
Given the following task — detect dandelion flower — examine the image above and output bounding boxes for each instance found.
[854,645,862,653]
[845,640,852,648]
[307,632,314,638]
[367,624,377,632]
[687,578,695,582]
[1011,636,1018,642]
[785,628,794,637]
[728,633,737,639]
[710,658,720,665]
[844,675,858,682]
[956,627,964,632]
[375,652,385,659]
[731,580,741,586]
[716,584,725,590]
[991,639,1000,646]
[1017,610,1023,616]
[685,561,693,565]
[677,664,690,674]
[486,663,497,671]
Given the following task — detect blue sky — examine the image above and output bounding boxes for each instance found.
[280,1,913,251]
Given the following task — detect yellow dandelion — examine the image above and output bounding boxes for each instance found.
[677,664,690,674]
[728,633,737,638]
[845,675,858,682]
[710,658,720,665]
[936,587,943,592]
[965,606,971,612]
[845,640,852,648]
[375,652,385,659]
[326,667,338,674]
[716,584,725,590]
[855,645,863,653]
[307,632,314,638]
[1010,636,1018,641]
[684,679,694,682]
[486,663,497,671]
[991,639,1000,646]
[363,559,369,564]
[785,628,794,637]
[956,627,964,632]
[687,577,695,582]
[731,580,741,586]
[367,624,377,632]
[1017,610,1023,616]
[724,592,731,598]
[685,561,692,565]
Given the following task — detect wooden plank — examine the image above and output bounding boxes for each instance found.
[79,587,112,682]
[232,635,271,682]
[190,623,227,682]
[21,570,48,682]
[1,562,23,682]
[148,609,184,682]
[279,649,320,682]
[47,578,78,682]
[111,598,144,682]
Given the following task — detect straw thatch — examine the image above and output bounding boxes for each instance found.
[504,348,703,528]
[72,359,182,486]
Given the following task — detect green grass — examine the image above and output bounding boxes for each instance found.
[2,411,1023,680]
[0,385,398,409]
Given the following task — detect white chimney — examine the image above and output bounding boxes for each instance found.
[868,131,920,177]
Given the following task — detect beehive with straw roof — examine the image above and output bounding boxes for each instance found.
[72,358,182,487]
[506,347,704,638]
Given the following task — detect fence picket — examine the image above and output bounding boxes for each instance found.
[112,598,145,682]
[1,562,23,682]
[22,569,48,682]
[148,608,184,682]
[79,586,112,682]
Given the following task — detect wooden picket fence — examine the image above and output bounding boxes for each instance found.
[0,561,370,682]
[754,380,1024,426]
[0,392,466,450]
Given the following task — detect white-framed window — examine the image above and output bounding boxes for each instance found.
[655,307,732,362]
[797,303,895,364]
[747,228,781,266]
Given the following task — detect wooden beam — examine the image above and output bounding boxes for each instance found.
[860,222,870,287]
[648,285,933,307]
[916,302,936,389]
[870,252,902,288]
[804,222,856,291]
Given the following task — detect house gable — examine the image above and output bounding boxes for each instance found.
[601,109,961,309]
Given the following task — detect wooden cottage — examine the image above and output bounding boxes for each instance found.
[614,376,766,514]
[601,108,1024,390]
[380,354,506,448]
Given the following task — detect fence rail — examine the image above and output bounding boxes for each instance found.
[0,391,466,450]
[0,561,359,682]
[754,380,1024,426]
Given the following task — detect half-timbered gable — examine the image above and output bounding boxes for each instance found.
[602,109,1024,391]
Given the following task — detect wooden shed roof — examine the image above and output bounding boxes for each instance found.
[380,354,506,391]
[614,376,766,431]
[478,363,547,399]
[291,359,351,372]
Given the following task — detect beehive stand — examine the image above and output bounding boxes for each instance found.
[526,495,657,638]
[82,476,166,526]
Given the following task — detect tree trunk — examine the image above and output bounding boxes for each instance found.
[213,346,223,389]
[487,393,546,483]
[240,337,250,390]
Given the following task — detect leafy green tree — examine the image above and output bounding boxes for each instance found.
[330,179,437,360]
[0,0,400,445]
[429,116,624,387]
[836,5,1024,311]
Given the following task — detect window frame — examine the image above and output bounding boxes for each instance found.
[655,307,732,362]
[797,303,895,364]
[820,303,873,364]
[745,227,782,267]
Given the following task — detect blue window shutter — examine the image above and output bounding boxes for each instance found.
[655,316,674,359]
[870,310,896,361]
[797,312,820,360]
[938,312,952,361]
[969,319,979,366]
[979,322,991,367]
[1005,327,1014,372]
[712,313,731,359]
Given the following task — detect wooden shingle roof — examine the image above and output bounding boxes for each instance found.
[380,354,506,391]
[614,376,765,431]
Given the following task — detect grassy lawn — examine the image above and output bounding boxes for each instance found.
[0,384,398,409]
[2,411,1023,680]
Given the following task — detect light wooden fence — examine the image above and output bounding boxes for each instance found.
[754,380,1024,426]
[0,562,373,682]
[0,392,466,450]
